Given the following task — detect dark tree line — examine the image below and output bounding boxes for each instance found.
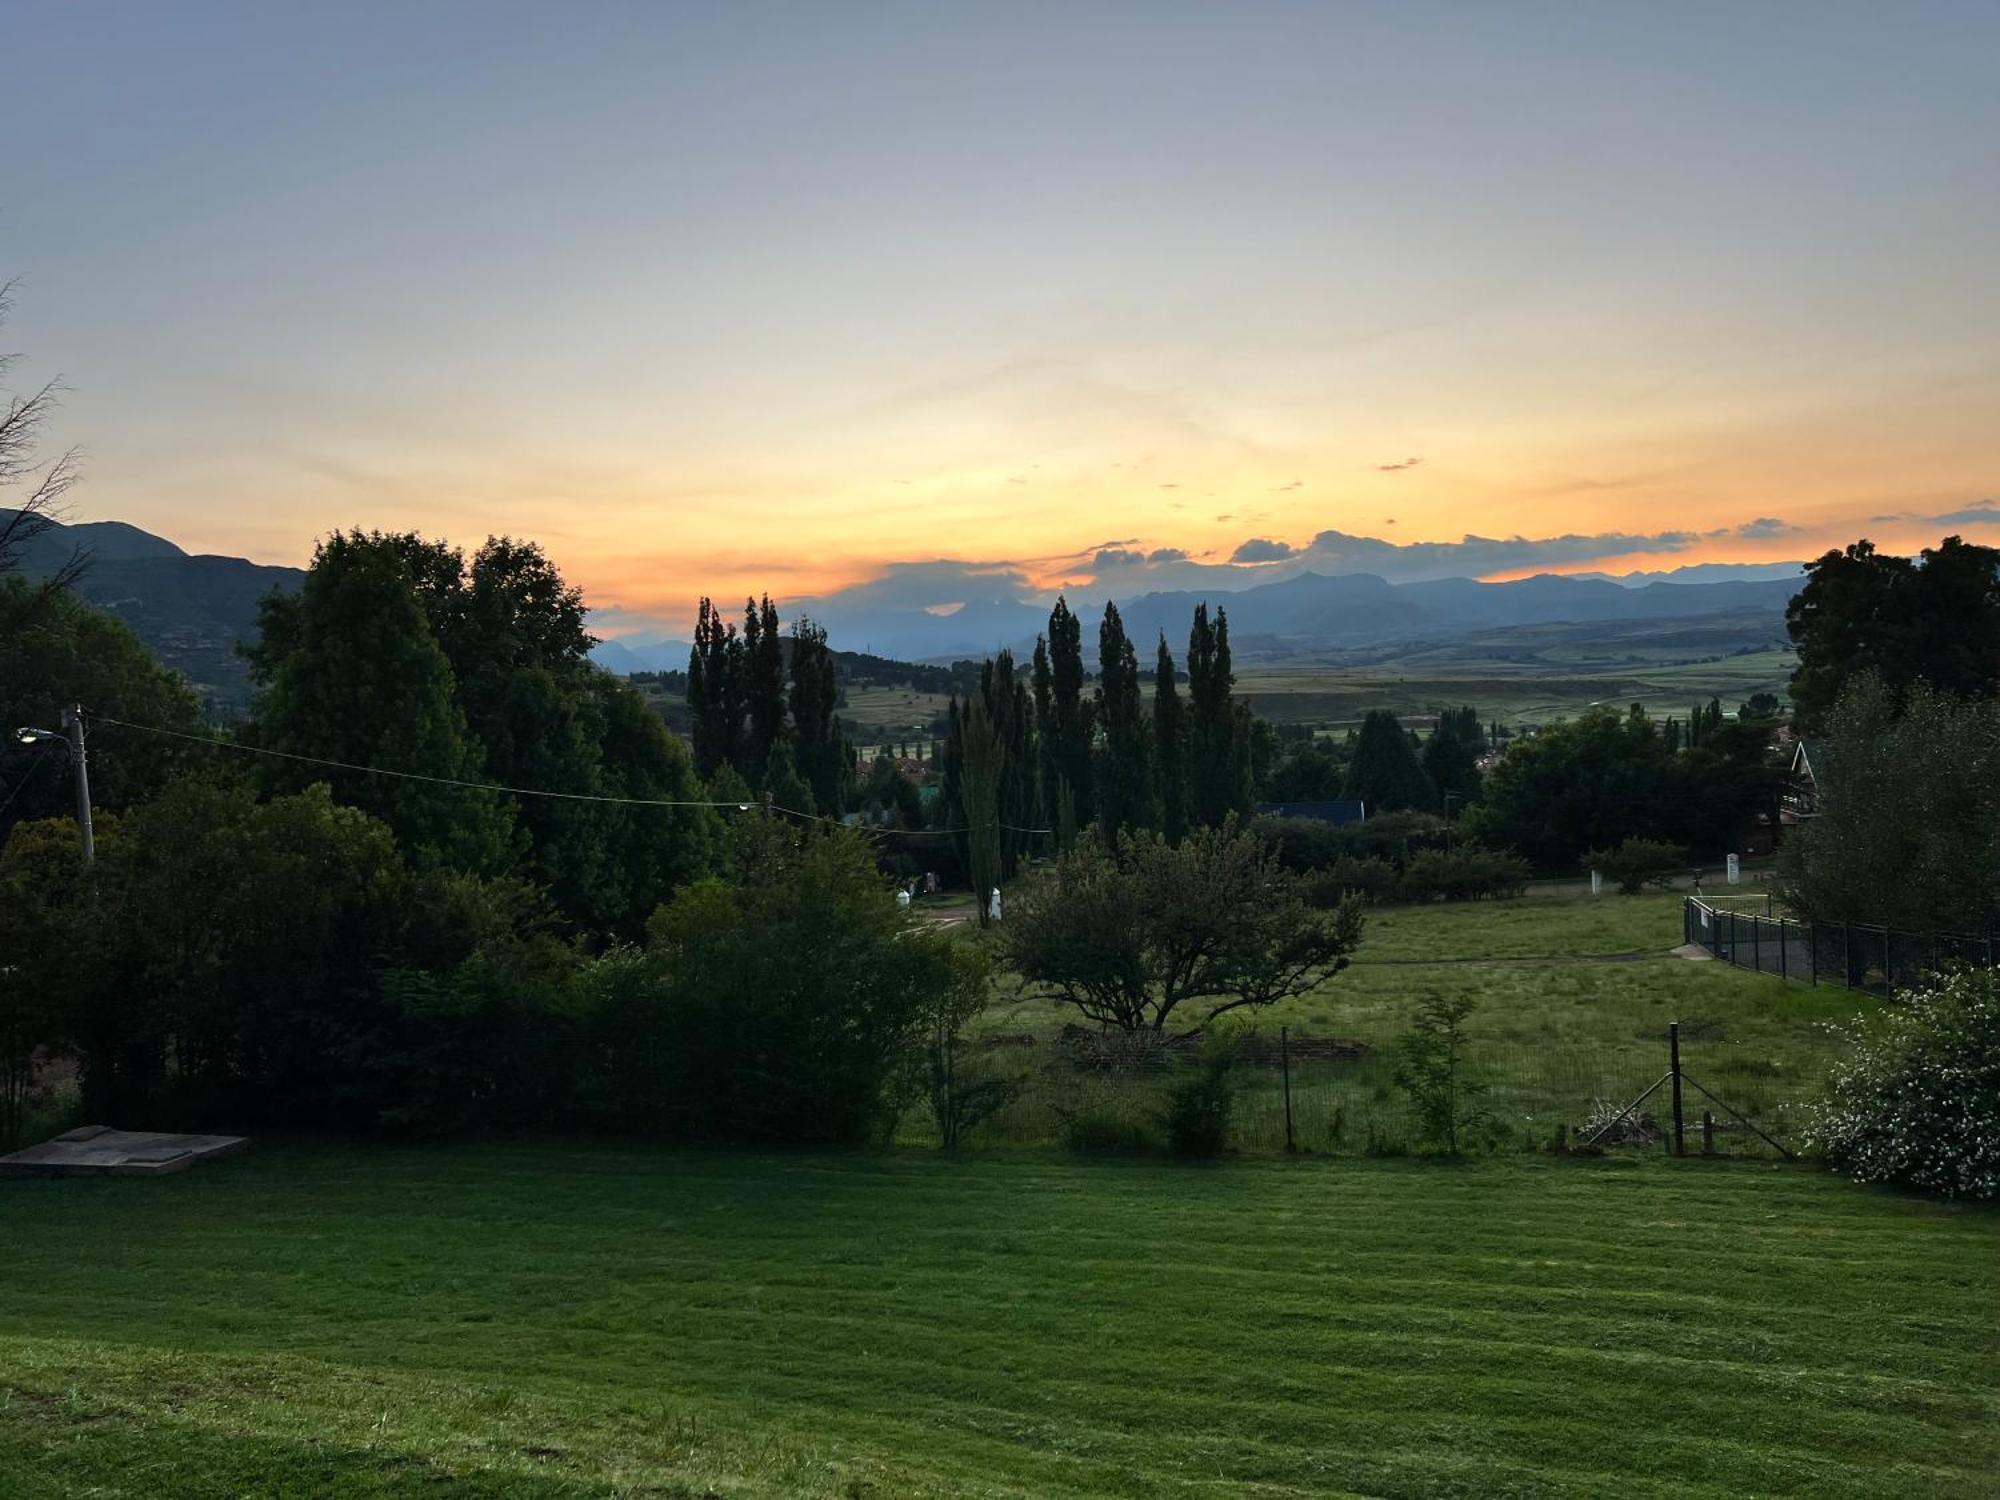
[941,596,1256,859]
[686,594,849,816]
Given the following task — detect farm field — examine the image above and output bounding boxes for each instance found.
[1,1144,1993,1499]
[1235,646,1797,729]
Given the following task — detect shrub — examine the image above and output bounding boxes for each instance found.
[1059,1105,1160,1154]
[1807,967,2000,1199]
[1397,844,1531,903]
[1588,837,1687,894]
[1391,995,1492,1155]
[1161,1031,1239,1157]
[1305,855,1398,907]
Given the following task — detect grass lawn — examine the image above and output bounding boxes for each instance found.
[1,1145,1993,1498]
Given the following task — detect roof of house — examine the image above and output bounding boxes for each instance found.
[1254,799,1368,826]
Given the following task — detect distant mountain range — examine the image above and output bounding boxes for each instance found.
[800,563,1806,663]
[7,511,1806,705]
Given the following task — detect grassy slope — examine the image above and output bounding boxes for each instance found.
[1,1146,1995,1500]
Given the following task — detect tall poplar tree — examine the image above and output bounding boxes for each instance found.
[1153,633,1188,844]
[1045,596,1094,831]
[1186,604,1250,827]
[1094,601,1153,838]
[744,594,786,782]
[788,616,844,815]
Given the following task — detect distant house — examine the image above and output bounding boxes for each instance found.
[1785,738,1824,822]
[1254,799,1367,826]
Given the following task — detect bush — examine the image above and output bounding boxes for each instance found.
[1808,967,2000,1200]
[1397,844,1531,903]
[1256,810,1449,874]
[1161,1032,1239,1157]
[1588,837,1687,894]
[1059,1105,1160,1154]
[1305,855,1398,906]
[1392,995,1492,1155]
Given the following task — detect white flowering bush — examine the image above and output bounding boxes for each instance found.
[1807,968,2000,1200]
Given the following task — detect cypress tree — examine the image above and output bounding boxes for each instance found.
[1045,596,1094,829]
[744,594,786,782]
[1343,709,1439,813]
[1154,633,1188,844]
[1093,601,1153,838]
[788,616,844,815]
[1187,604,1249,826]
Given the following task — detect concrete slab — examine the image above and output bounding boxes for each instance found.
[1672,943,1716,962]
[0,1127,250,1177]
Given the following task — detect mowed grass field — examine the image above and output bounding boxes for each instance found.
[2,1144,1996,1499]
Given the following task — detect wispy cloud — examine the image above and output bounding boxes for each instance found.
[1376,457,1423,472]
[1927,498,2000,525]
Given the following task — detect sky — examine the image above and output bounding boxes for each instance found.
[4,1,1997,637]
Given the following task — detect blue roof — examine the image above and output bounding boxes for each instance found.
[1255,799,1367,826]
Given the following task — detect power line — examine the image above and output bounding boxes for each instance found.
[86,711,1051,840]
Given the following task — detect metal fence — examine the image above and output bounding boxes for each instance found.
[1684,897,1997,993]
[919,1019,1804,1158]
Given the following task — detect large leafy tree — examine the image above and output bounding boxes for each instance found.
[627,818,986,1142]
[0,577,203,844]
[1777,675,2000,933]
[1788,536,2000,728]
[1002,822,1363,1037]
[250,531,515,874]
[1465,708,1675,871]
[1344,709,1438,814]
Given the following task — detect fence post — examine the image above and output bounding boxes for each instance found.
[1752,914,1761,973]
[1841,921,1851,989]
[1669,1021,1684,1158]
[1702,1110,1714,1155]
[1778,918,1788,981]
[1809,920,1817,985]
[1281,1025,1295,1154]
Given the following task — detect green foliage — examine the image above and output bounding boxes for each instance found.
[0,575,202,841]
[1777,676,2000,932]
[1466,708,1674,871]
[1161,1030,1239,1157]
[1344,709,1439,813]
[1306,853,1400,906]
[1808,967,2000,1200]
[1186,604,1251,827]
[1038,596,1094,832]
[631,819,980,1142]
[1787,536,2000,729]
[249,531,516,874]
[1094,602,1154,838]
[913,945,1010,1150]
[1003,821,1363,1035]
[1396,843,1531,903]
[1392,994,1491,1155]
[1588,837,1689,894]
[787,615,845,815]
[1153,634,1188,844]
[956,694,1006,925]
[1420,707,1484,812]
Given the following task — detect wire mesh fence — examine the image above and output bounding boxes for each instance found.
[1685,897,1997,993]
[913,1018,1806,1159]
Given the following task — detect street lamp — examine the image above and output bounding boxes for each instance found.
[10,705,92,865]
